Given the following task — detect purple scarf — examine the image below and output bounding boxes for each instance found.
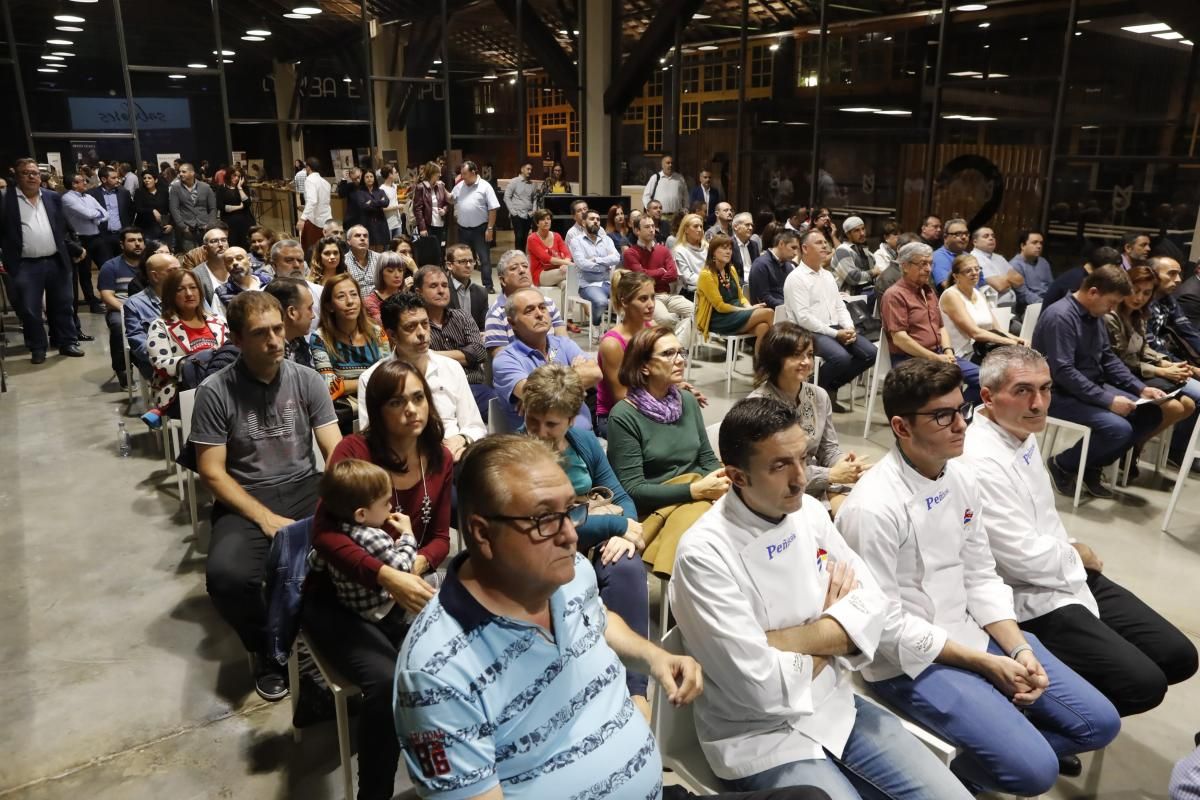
[627,385,683,424]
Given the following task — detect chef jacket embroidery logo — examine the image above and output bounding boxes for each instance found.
[1022,442,1036,465]
[767,531,796,561]
[816,548,829,571]
[925,488,949,510]
[962,507,975,526]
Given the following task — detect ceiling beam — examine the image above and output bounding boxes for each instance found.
[492,0,580,110]
[604,0,706,114]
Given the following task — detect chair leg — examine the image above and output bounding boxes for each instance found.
[334,689,355,800]
[288,648,302,744]
[172,426,185,506]
[657,576,670,638]
[725,338,734,394]
[1073,431,1089,509]
[187,470,199,540]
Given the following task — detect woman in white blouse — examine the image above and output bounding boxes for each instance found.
[939,253,1023,362]
[671,212,707,298]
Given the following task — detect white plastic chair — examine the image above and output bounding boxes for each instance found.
[487,397,514,435]
[705,422,721,461]
[685,319,755,394]
[861,343,893,439]
[772,304,787,324]
[652,628,723,794]
[1019,302,1042,344]
[119,306,136,405]
[562,268,596,344]
[288,632,362,800]
[1040,417,1092,509]
[993,307,1013,335]
[179,388,200,539]
[1162,416,1200,531]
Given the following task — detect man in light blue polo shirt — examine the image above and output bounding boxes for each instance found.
[450,160,501,293]
[395,435,701,799]
[491,288,600,431]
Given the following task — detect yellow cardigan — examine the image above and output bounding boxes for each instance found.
[694,265,749,340]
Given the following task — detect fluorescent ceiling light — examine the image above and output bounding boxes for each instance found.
[768,43,780,51]
[807,29,822,34]
[1075,31,1082,36]
[1019,36,1029,41]
[706,117,726,121]
[53,14,85,22]
[1154,31,1184,40]
[978,22,990,28]
[187,63,207,68]
[283,13,310,19]
[50,51,75,57]
[697,45,719,51]
[483,71,497,80]
[168,74,186,79]
[246,28,271,36]
[883,36,893,41]
[241,35,265,41]
[69,0,99,3]
[955,3,988,9]
[37,67,60,73]
[41,55,65,61]
[433,59,442,64]
[1081,125,1099,129]
[56,26,83,31]
[508,77,516,84]
[693,13,711,19]
[874,109,912,116]
[1121,23,1170,34]
[222,59,234,63]
[949,70,982,76]
[785,121,808,126]
[946,114,997,121]
[840,107,880,112]
[293,6,322,13]
[485,106,495,114]
[1185,40,1195,46]
[212,50,235,55]
[762,119,779,123]
[46,39,73,45]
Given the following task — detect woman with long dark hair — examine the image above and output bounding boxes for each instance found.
[305,358,452,800]
[355,168,391,248]
[216,167,255,249]
[133,170,172,242]
[694,234,773,355]
[311,273,390,432]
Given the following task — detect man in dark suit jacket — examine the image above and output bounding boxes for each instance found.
[445,243,488,329]
[2,158,83,362]
[729,211,763,283]
[1175,261,1200,328]
[687,169,722,228]
[86,164,135,267]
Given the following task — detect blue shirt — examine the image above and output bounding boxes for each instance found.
[394,552,662,800]
[1009,254,1053,305]
[491,333,590,431]
[482,294,565,350]
[97,256,139,299]
[1031,295,1143,409]
[123,288,162,369]
[568,231,621,288]
[932,246,982,288]
[747,249,794,308]
[99,187,121,229]
[61,190,107,236]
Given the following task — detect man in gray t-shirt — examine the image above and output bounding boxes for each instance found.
[191,292,339,702]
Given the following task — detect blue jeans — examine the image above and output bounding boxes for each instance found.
[592,550,649,696]
[729,696,972,800]
[579,283,610,326]
[890,353,980,406]
[868,633,1121,796]
[1048,387,1162,474]
[458,223,493,291]
[812,332,876,395]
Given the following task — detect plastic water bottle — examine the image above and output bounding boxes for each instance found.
[117,420,131,458]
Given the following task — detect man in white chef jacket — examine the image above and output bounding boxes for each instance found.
[670,398,972,799]
[962,345,1197,717]
[835,358,1121,798]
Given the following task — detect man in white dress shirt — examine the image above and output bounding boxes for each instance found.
[450,160,501,293]
[642,155,688,220]
[782,230,875,411]
[835,358,1120,797]
[970,227,1023,310]
[357,292,485,463]
[962,346,1197,717]
[299,157,332,251]
[671,397,972,799]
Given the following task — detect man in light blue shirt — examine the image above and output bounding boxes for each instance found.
[1009,230,1054,307]
[931,218,973,288]
[567,209,620,327]
[450,160,500,292]
[491,288,600,431]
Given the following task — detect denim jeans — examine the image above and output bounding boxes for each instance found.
[1048,387,1162,474]
[458,223,493,291]
[592,550,649,696]
[579,282,611,326]
[868,633,1121,796]
[811,332,876,395]
[729,695,972,800]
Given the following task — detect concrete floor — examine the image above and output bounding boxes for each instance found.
[1,308,1198,799]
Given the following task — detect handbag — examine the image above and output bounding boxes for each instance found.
[577,485,623,517]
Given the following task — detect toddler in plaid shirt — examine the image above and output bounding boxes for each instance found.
[310,458,418,621]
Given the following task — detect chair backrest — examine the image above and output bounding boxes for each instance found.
[705,422,721,460]
[179,388,197,443]
[488,397,514,435]
[652,628,722,794]
[873,337,892,382]
[772,304,787,324]
[1019,302,1042,343]
[993,306,1013,333]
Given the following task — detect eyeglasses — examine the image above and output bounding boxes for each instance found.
[653,347,688,362]
[947,230,969,238]
[486,502,588,540]
[910,401,974,428]
[451,257,476,266]
[205,237,229,245]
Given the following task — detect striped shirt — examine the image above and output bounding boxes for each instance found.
[483,294,565,350]
[395,552,662,800]
[429,307,488,385]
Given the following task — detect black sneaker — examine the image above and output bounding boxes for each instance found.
[1082,471,1115,500]
[1046,457,1074,497]
[254,656,289,702]
[830,399,850,414]
[1058,755,1082,776]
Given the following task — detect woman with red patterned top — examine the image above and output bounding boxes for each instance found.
[303,358,451,800]
[525,207,573,287]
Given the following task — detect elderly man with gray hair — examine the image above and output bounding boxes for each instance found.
[482,248,567,353]
[491,286,601,431]
[730,210,762,282]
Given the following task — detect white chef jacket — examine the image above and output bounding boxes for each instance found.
[835,448,1015,682]
[669,489,886,780]
[961,413,1098,622]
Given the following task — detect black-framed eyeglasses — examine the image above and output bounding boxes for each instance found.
[910,402,974,428]
[486,502,588,540]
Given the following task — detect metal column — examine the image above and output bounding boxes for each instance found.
[112,0,141,167]
[1038,0,1079,231]
[734,0,748,207]
[808,0,828,207]
[212,0,234,162]
[441,0,452,158]
[516,0,525,161]
[919,0,951,219]
[361,0,377,152]
[1,0,32,157]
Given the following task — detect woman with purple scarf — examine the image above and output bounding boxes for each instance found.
[606,325,730,578]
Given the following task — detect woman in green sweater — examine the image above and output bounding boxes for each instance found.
[607,325,729,577]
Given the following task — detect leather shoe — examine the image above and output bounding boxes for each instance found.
[830,399,850,414]
[31,350,46,365]
[58,344,85,358]
[88,302,105,314]
[77,332,95,342]
[1058,754,1082,777]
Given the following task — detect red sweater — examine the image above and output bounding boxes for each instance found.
[526,231,570,287]
[310,433,453,590]
[622,241,678,294]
